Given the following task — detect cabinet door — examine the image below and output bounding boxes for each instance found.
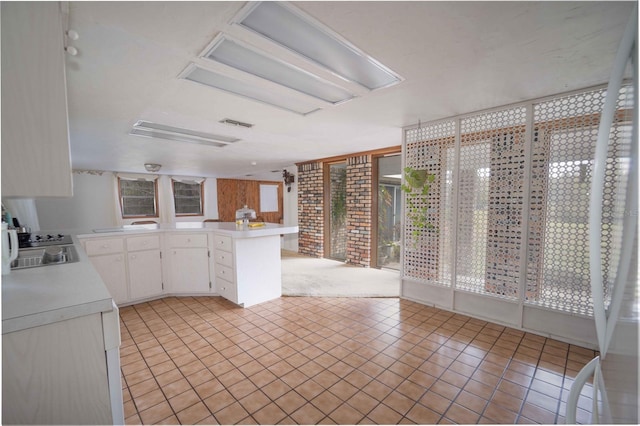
[169,248,210,293]
[89,254,128,305]
[1,2,72,197]
[128,250,163,301]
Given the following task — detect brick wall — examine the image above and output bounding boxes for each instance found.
[297,162,323,257]
[297,155,375,267]
[346,155,372,267]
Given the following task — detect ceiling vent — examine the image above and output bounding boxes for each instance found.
[219,118,254,128]
[130,120,240,147]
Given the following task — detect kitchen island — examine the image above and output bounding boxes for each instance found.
[77,222,299,307]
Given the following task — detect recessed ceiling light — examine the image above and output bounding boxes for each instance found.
[130,120,240,147]
[204,36,354,104]
[233,2,402,90]
[181,64,321,115]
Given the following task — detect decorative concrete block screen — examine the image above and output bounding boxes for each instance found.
[403,84,633,318]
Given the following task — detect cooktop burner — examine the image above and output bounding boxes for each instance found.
[19,233,73,248]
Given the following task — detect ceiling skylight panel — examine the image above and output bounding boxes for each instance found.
[182,65,321,115]
[205,37,354,104]
[235,2,402,90]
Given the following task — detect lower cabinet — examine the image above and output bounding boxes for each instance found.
[127,249,163,300]
[213,233,238,304]
[3,313,114,424]
[169,248,210,293]
[213,232,282,307]
[89,254,128,304]
[166,233,211,294]
[83,237,129,304]
[126,235,163,301]
[82,232,214,306]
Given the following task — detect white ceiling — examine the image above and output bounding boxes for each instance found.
[65,1,634,181]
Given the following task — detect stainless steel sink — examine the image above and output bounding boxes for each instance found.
[11,245,79,270]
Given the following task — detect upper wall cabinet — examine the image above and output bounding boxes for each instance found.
[1,2,73,197]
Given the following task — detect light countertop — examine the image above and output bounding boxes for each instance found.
[78,222,299,239]
[2,244,113,334]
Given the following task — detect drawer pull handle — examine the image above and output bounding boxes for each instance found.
[101,245,109,249]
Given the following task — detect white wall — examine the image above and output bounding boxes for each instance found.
[34,171,298,248]
[35,172,117,231]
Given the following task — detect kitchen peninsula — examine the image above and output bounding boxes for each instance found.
[77,222,299,308]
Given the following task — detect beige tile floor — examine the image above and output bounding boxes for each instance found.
[120,296,597,425]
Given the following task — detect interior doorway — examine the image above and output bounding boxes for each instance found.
[374,154,402,269]
[325,162,347,261]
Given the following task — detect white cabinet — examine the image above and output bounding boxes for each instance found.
[90,254,128,304]
[127,236,163,301]
[82,234,163,305]
[79,225,295,307]
[213,233,238,303]
[3,313,113,424]
[213,232,282,307]
[1,2,73,197]
[166,234,210,294]
[84,238,127,304]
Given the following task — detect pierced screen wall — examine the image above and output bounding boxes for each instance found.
[526,87,634,315]
[457,108,526,299]
[402,84,634,319]
[404,121,455,286]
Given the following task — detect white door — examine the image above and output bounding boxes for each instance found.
[170,248,209,293]
[128,250,163,300]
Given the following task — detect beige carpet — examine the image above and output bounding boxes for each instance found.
[281,250,400,297]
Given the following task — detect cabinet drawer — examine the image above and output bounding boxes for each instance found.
[126,235,161,252]
[215,264,234,282]
[214,234,232,252]
[166,233,207,248]
[214,250,233,268]
[217,276,237,302]
[84,238,124,256]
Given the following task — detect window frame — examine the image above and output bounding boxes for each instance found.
[172,179,204,217]
[118,177,159,219]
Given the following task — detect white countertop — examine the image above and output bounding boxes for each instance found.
[78,221,299,239]
[2,245,114,334]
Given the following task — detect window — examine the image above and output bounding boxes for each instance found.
[119,178,158,218]
[172,179,203,216]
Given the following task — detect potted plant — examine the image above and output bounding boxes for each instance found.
[401,166,436,241]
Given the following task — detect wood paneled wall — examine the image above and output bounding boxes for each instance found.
[217,179,284,223]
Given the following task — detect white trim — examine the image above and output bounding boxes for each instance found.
[116,173,157,182]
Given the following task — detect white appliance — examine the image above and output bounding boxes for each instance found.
[1,222,18,274]
[566,6,638,424]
